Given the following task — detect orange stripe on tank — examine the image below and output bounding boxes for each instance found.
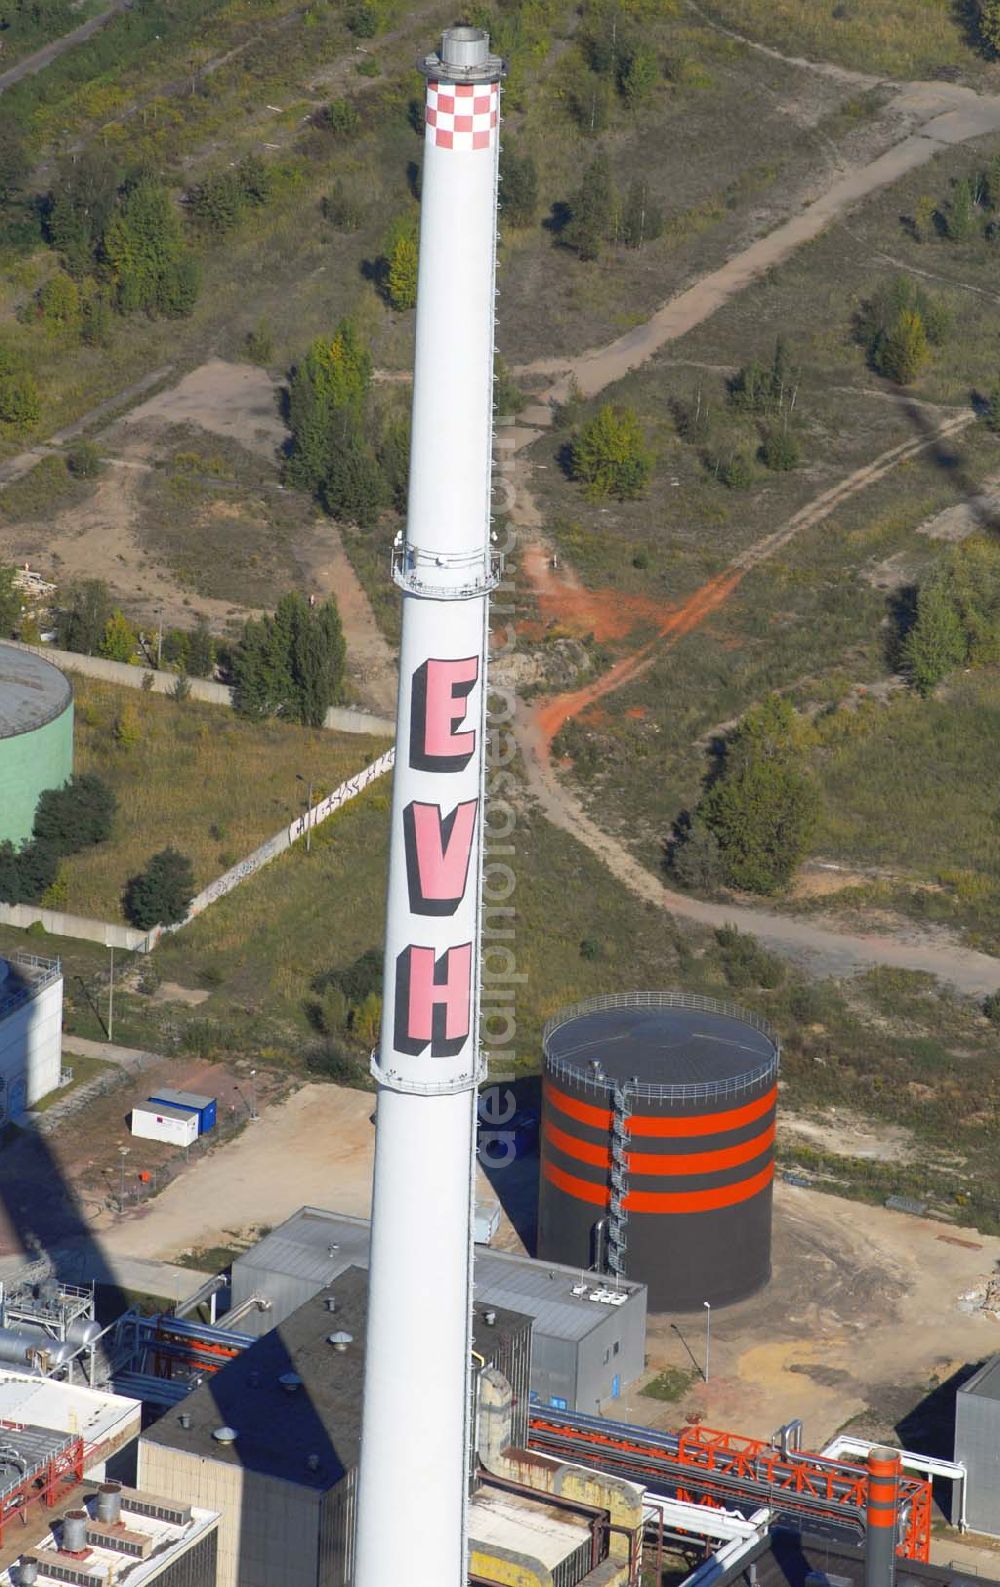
[542,1158,775,1213]
[546,1081,776,1139]
[543,1117,776,1176]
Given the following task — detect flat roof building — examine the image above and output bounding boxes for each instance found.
[229,1206,647,1414]
[138,1269,533,1587]
[0,1485,219,1587]
[955,1354,1000,1537]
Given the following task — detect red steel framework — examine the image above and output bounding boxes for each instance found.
[528,1417,932,1563]
[0,1422,85,1548]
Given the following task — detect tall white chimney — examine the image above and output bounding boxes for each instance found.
[353,26,503,1587]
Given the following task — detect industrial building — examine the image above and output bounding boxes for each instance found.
[538,992,779,1310]
[0,1483,220,1587]
[228,1206,646,1411]
[137,1268,537,1587]
[955,1354,1000,1537]
[0,645,73,846]
[0,952,64,1119]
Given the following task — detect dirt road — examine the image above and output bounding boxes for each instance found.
[0,0,129,97]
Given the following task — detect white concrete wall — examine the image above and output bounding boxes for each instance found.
[0,974,63,1116]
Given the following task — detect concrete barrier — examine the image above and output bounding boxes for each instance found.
[0,902,150,950]
[3,640,394,737]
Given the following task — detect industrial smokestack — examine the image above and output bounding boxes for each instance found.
[865,1446,901,1587]
[353,25,503,1587]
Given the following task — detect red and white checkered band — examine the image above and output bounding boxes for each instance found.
[425,80,499,151]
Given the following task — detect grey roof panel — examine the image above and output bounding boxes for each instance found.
[0,645,72,739]
[959,1353,1000,1401]
[546,1003,776,1086]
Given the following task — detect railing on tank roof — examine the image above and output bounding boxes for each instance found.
[0,951,62,1022]
[541,991,780,1103]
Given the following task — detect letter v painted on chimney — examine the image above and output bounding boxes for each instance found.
[403,800,478,916]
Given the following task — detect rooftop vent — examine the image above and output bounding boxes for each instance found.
[19,1557,38,1585]
[325,1296,337,1313]
[60,1512,88,1555]
[280,1372,303,1394]
[328,1331,353,1352]
[178,1413,192,1430]
[306,1454,320,1472]
[213,1426,238,1444]
[483,1310,497,1327]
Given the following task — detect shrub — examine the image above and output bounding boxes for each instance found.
[59,579,111,654]
[669,820,724,891]
[499,143,538,226]
[384,223,418,311]
[123,847,196,929]
[579,937,602,960]
[876,308,928,384]
[33,772,116,853]
[99,609,136,662]
[902,580,966,694]
[710,449,754,489]
[319,98,360,136]
[0,368,40,432]
[570,404,652,500]
[347,2,377,35]
[244,323,274,366]
[759,425,801,471]
[986,379,1000,434]
[716,924,785,989]
[946,177,976,241]
[323,183,364,233]
[984,989,1000,1024]
[66,441,102,478]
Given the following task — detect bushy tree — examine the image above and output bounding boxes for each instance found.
[618,41,658,105]
[0,839,59,905]
[384,220,418,311]
[45,148,120,275]
[499,142,538,226]
[947,176,976,239]
[38,271,79,328]
[33,772,116,854]
[566,151,614,261]
[621,179,662,248]
[58,578,111,654]
[99,609,136,662]
[66,441,102,478]
[377,413,410,512]
[902,580,967,694]
[566,65,612,135]
[876,307,929,384]
[187,620,215,678]
[124,847,195,929]
[700,695,820,894]
[232,591,346,726]
[986,378,1000,433]
[0,566,20,638]
[984,1,1000,54]
[285,321,372,492]
[0,351,40,432]
[571,403,652,499]
[102,176,197,318]
[0,118,29,208]
[322,432,385,526]
[759,424,801,471]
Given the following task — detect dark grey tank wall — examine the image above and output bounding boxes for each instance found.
[537,995,779,1312]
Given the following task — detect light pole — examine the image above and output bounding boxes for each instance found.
[296,773,314,855]
[108,946,114,1044]
[249,1068,258,1121]
[703,1300,711,1384]
[118,1145,130,1211]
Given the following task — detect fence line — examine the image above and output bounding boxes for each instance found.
[3,640,394,737]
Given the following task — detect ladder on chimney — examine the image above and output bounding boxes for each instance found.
[606,1082,633,1282]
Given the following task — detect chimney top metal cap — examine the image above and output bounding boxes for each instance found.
[421,26,504,83]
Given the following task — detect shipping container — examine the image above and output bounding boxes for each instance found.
[147,1088,217,1133]
[132,1103,199,1147]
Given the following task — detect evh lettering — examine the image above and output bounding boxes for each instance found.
[404,800,478,916]
[395,943,473,1055]
[409,657,479,772]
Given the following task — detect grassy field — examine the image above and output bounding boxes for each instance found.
[59,678,390,919]
[696,0,993,82]
[527,133,1000,880]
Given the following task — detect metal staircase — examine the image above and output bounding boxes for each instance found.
[607,1082,633,1280]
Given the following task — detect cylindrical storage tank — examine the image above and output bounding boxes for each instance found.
[0,644,74,847]
[96,1484,122,1526]
[60,1512,88,1554]
[538,992,780,1310]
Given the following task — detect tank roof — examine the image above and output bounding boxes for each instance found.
[543,993,778,1091]
[0,645,72,740]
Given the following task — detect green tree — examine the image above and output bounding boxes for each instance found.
[99,609,136,662]
[0,345,40,432]
[66,441,102,478]
[701,695,819,894]
[232,592,346,726]
[986,378,1000,434]
[499,142,539,226]
[902,580,967,694]
[102,176,195,317]
[377,412,410,512]
[566,151,614,261]
[384,222,418,311]
[322,426,385,525]
[187,169,244,235]
[38,270,80,328]
[913,193,937,242]
[759,424,801,471]
[566,65,612,135]
[187,620,215,678]
[286,322,372,492]
[946,177,975,241]
[33,772,116,854]
[0,566,20,638]
[979,0,1000,54]
[876,308,929,384]
[123,847,196,929]
[618,41,658,105]
[0,118,29,207]
[59,579,111,654]
[570,403,652,499]
[45,148,120,275]
[621,179,662,248]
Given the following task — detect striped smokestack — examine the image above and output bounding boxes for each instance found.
[352,25,504,1587]
[866,1446,902,1587]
